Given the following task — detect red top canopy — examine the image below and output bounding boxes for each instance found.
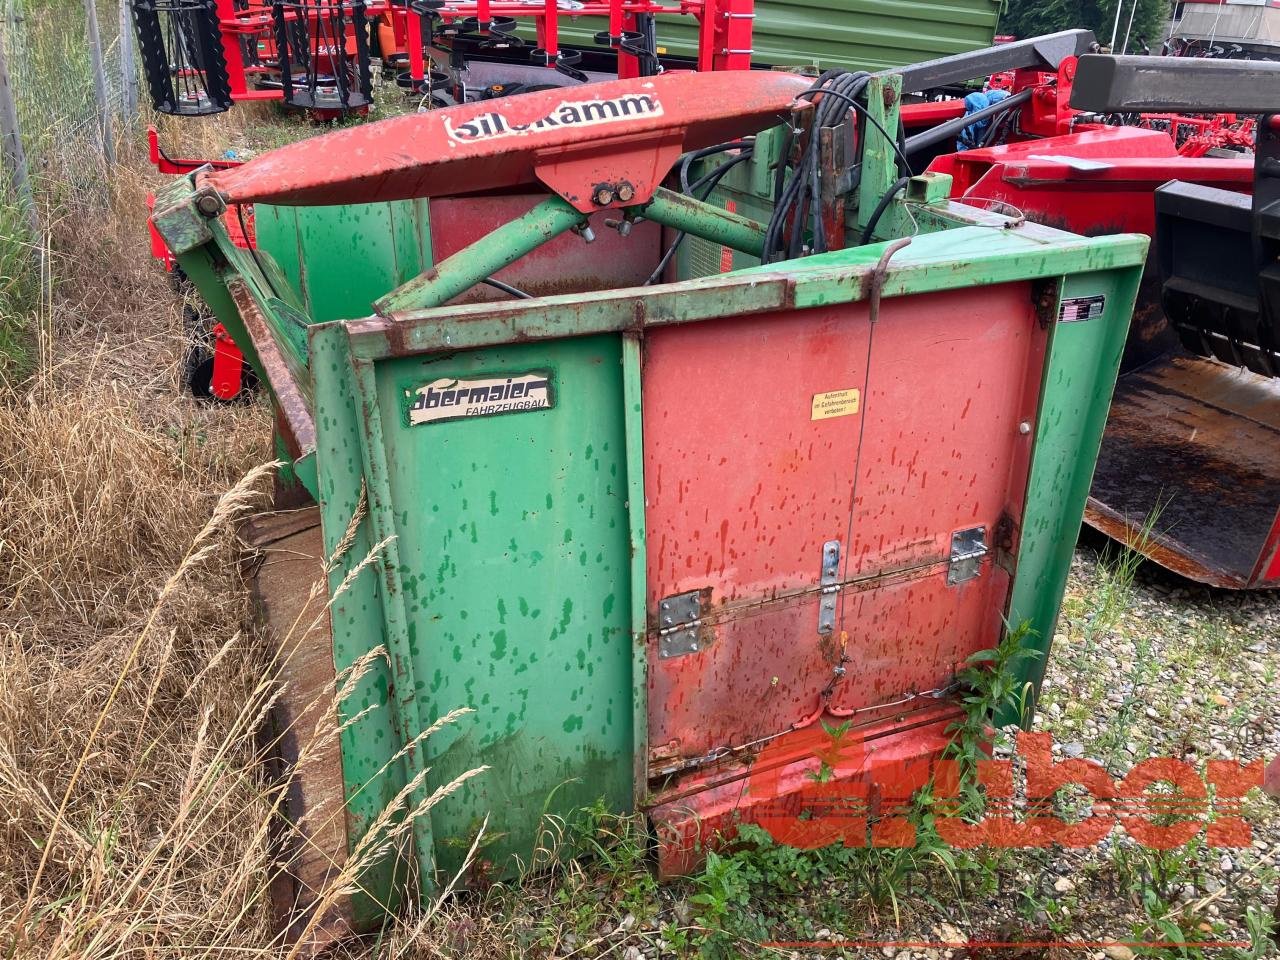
[201,71,812,211]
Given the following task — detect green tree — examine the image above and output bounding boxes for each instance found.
[1001,0,1172,55]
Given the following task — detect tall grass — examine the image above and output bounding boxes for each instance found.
[0,5,494,953]
[0,415,485,955]
[0,182,40,382]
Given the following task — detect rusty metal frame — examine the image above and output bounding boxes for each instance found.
[340,221,1148,362]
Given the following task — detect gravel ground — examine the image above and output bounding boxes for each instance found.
[551,538,1279,960]
[1024,536,1280,955]
[780,535,1280,959]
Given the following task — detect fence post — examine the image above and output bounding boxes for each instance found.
[119,0,138,119]
[82,0,116,164]
[0,24,39,238]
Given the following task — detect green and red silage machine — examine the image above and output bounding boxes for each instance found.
[151,43,1146,944]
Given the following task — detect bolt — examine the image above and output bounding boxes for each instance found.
[1018,421,1032,435]
[616,182,634,203]
[593,186,615,206]
[690,643,699,651]
[578,225,596,243]
[194,190,225,217]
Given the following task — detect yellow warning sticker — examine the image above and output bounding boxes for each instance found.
[811,389,860,421]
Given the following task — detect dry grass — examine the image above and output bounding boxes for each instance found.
[0,114,281,955]
[0,94,495,955]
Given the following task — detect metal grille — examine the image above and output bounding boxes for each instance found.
[271,0,371,113]
[687,234,720,280]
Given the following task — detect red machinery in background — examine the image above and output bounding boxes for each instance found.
[912,54,1280,589]
[130,0,753,119]
[145,128,257,401]
[901,49,1257,158]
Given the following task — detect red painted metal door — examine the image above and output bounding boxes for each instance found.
[642,282,1048,775]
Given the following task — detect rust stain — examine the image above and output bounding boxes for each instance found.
[242,508,357,948]
[201,72,814,208]
[228,280,316,455]
[1087,354,1280,589]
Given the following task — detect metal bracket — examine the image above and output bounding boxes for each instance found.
[658,590,703,658]
[818,540,840,636]
[947,526,988,586]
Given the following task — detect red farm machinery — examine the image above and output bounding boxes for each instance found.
[919,54,1280,589]
[151,31,1154,938]
[129,0,753,119]
[690,34,1280,589]
[140,12,1280,589]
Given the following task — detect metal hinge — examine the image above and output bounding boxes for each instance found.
[948,526,988,585]
[658,590,703,658]
[818,539,840,636]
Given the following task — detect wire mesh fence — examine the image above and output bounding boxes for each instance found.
[1,0,141,218]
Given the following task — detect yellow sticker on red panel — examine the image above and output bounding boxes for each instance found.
[811,389,860,421]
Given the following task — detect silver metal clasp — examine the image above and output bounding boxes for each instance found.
[818,539,841,636]
[948,526,988,585]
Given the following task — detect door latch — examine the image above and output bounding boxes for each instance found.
[948,526,988,585]
[658,590,703,658]
[818,539,840,636]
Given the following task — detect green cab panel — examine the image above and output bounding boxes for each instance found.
[370,334,635,876]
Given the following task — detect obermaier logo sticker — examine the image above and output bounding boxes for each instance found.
[408,372,553,426]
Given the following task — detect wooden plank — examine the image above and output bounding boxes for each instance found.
[242,507,355,953]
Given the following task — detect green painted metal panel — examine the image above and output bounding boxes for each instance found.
[1001,267,1143,726]
[353,227,1148,360]
[256,200,432,323]
[366,334,635,877]
[620,336,649,798]
[547,0,1004,72]
[309,321,412,925]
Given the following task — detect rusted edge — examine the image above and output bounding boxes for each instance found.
[342,272,797,359]
[228,278,317,460]
[866,237,913,322]
[1083,496,1249,589]
[241,507,357,954]
[644,703,962,808]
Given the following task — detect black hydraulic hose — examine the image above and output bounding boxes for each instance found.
[903,87,1033,155]
[482,277,532,299]
[980,106,1016,148]
[680,138,753,193]
[644,148,755,286]
[859,177,909,246]
[766,70,898,263]
[792,82,913,177]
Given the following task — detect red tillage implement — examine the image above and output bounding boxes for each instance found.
[131,0,752,119]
